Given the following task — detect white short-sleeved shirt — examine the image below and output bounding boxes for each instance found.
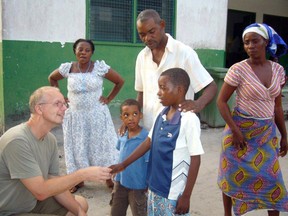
[135,34,213,129]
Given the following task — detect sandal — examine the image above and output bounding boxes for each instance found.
[70,182,84,193]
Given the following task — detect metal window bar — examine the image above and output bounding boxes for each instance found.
[89,0,175,43]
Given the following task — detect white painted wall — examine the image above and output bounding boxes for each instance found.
[2,0,287,50]
[176,0,228,50]
[2,0,229,50]
[228,0,288,23]
[2,0,86,43]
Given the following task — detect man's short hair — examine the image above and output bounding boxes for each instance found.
[137,9,162,24]
[29,86,59,113]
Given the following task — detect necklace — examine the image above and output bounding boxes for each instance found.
[77,61,91,73]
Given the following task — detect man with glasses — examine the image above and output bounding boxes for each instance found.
[0,86,112,215]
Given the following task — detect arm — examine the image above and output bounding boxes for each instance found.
[111,137,151,174]
[178,80,217,113]
[100,68,124,104]
[48,68,64,87]
[274,93,287,157]
[175,155,200,214]
[20,166,111,201]
[136,91,143,108]
[50,176,87,215]
[217,82,246,149]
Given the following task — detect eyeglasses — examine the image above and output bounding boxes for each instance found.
[38,101,68,108]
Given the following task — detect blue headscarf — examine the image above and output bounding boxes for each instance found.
[242,23,287,58]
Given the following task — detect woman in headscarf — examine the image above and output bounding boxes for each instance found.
[217,23,288,216]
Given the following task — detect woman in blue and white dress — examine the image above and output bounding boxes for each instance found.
[49,39,124,192]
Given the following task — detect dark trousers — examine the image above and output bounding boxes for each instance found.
[110,182,147,216]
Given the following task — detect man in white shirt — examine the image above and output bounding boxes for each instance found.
[135,9,217,129]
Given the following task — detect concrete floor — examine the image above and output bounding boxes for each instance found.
[51,121,288,216]
[6,88,288,216]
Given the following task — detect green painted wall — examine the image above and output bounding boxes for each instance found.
[196,49,226,68]
[2,40,144,122]
[2,40,225,123]
[0,41,4,134]
[3,40,72,121]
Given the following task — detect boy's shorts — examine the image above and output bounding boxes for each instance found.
[148,190,190,216]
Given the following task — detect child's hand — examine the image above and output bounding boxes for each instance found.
[109,163,125,174]
[106,179,114,191]
[175,194,190,215]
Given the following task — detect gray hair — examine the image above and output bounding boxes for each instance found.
[29,86,59,113]
[137,9,162,24]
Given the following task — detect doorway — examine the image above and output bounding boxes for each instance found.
[225,10,256,68]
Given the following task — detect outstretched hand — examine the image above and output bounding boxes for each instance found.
[109,163,125,175]
[84,166,112,183]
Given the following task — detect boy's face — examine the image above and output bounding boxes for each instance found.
[120,105,143,130]
[157,75,179,107]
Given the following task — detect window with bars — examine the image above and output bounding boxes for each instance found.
[89,0,175,43]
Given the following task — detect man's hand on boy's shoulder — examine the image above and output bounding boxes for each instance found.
[109,163,125,174]
[178,99,204,113]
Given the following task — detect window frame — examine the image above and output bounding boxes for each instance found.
[86,0,176,45]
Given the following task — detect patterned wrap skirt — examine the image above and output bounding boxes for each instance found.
[148,190,190,216]
[217,108,288,215]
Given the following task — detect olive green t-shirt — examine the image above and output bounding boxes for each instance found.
[0,123,59,215]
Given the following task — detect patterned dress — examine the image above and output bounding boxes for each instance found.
[59,60,118,174]
[217,60,288,215]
